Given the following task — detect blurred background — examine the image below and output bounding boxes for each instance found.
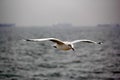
[0,0,120,80]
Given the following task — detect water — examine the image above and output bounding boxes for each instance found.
[0,26,120,80]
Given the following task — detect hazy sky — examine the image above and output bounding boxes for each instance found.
[0,0,120,26]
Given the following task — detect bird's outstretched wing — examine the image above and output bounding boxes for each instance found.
[24,38,64,45]
[71,39,102,44]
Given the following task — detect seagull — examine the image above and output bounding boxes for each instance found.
[24,38,102,51]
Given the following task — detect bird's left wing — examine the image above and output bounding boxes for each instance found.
[71,39,102,44]
[24,38,65,45]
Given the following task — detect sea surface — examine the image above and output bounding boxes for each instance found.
[0,26,120,80]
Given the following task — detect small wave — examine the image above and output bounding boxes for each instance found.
[37,63,58,68]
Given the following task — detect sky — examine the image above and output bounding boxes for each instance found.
[0,0,120,26]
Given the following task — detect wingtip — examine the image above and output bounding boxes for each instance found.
[26,39,32,41]
[97,42,103,45]
[22,39,30,41]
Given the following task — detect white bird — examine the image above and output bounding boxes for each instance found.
[24,38,102,51]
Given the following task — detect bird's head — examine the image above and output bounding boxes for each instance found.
[68,44,75,51]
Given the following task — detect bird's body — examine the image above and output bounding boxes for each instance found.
[55,44,71,50]
[53,41,74,51]
[24,38,102,51]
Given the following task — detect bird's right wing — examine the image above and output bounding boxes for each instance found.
[71,39,102,44]
[24,38,65,45]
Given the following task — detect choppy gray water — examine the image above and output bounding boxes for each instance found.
[0,26,120,80]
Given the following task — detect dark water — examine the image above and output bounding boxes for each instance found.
[0,26,120,80]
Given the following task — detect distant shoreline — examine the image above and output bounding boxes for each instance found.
[0,24,15,27]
